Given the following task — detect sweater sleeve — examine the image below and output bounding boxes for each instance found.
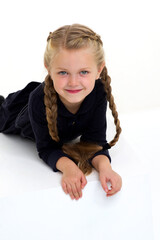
[80,83,111,164]
[28,92,70,172]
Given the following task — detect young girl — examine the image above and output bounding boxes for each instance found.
[0,24,122,200]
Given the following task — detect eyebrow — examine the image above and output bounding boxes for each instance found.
[56,67,91,70]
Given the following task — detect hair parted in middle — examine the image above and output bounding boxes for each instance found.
[43,23,122,175]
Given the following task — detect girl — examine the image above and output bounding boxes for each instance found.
[0,24,122,200]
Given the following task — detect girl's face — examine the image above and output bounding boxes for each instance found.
[48,47,104,113]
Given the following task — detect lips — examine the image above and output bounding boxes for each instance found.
[65,89,82,94]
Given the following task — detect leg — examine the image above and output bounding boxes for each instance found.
[0,96,5,106]
[0,81,40,135]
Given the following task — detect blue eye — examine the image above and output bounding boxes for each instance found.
[80,71,89,75]
[59,71,67,75]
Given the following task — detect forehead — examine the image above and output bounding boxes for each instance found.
[51,48,97,69]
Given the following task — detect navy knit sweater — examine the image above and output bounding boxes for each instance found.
[0,79,111,171]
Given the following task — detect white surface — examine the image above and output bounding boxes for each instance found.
[1,109,158,239]
[119,107,160,240]
[0,176,153,240]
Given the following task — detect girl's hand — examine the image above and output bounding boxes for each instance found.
[92,155,122,197]
[99,168,122,197]
[61,165,87,200]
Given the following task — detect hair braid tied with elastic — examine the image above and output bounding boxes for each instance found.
[44,74,59,142]
[100,66,122,147]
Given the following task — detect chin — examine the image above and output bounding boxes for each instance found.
[68,99,83,104]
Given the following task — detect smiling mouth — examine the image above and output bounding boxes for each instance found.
[65,89,82,94]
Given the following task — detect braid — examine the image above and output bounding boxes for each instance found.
[44,74,59,142]
[101,66,122,147]
[82,33,103,45]
[62,142,103,175]
[47,28,103,48]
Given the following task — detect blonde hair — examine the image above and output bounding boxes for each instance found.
[44,24,122,175]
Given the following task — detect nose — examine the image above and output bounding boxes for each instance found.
[68,75,78,87]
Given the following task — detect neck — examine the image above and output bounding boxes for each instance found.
[64,102,82,114]
[59,96,82,114]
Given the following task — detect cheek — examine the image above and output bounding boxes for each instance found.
[80,79,95,95]
[82,77,95,88]
[53,80,65,92]
[51,74,66,87]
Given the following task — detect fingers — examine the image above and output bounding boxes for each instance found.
[62,182,68,194]
[66,183,82,200]
[99,171,122,197]
[62,178,86,200]
[99,175,109,194]
[72,183,82,199]
[106,176,122,197]
[66,184,75,200]
[81,175,87,189]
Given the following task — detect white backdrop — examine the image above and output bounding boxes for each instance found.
[0,0,159,113]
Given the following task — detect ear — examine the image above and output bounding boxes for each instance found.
[44,63,50,74]
[97,62,105,79]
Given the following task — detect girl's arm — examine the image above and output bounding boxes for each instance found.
[28,91,75,172]
[80,80,111,163]
[92,155,122,196]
